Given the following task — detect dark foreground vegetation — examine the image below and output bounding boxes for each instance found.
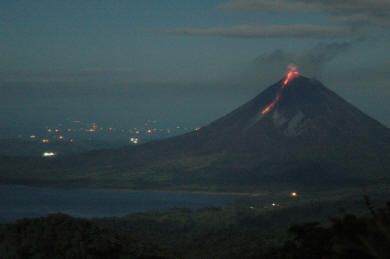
[272,200,390,259]
[0,214,169,259]
[0,200,389,258]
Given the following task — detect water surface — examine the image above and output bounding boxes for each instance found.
[0,184,239,222]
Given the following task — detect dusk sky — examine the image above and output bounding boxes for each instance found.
[1,0,390,130]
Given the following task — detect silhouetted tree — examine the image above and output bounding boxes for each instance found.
[277,201,390,259]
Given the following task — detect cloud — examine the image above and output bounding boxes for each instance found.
[163,1,389,40]
[163,24,352,39]
[219,0,390,28]
[219,0,318,12]
[241,40,357,85]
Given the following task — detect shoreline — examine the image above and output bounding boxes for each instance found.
[2,180,389,198]
[0,181,265,197]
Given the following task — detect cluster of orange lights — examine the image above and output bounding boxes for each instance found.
[261,65,299,115]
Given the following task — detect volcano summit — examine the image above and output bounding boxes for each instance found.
[1,70,390,191]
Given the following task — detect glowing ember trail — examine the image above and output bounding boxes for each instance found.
[261,66,299,115]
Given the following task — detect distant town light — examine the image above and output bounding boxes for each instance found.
[42,139,49,143]
[43,152,55,157]
[291,192,298,197]
[130,137,139,144]
[30,135,37,139]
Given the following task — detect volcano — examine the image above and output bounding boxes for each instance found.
[2,70,390,191]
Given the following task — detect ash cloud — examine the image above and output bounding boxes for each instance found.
[241,41,357,85]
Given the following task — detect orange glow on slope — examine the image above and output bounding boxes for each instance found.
[261,94,280,115]
[282,66,299,87]
[261,65,299,115]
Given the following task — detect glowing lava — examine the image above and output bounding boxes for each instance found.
[282,66,299,87]
[261,65,299,115]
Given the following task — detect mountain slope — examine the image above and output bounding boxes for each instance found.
[1,73,389,192]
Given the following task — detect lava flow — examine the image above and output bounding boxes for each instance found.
[261,66,299,115]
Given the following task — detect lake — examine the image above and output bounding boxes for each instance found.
[0,184,240,222]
